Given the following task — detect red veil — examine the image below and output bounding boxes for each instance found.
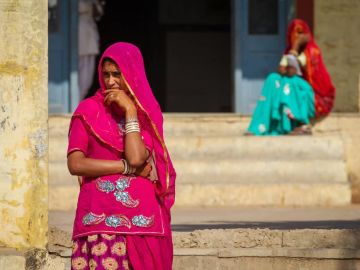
[286,19,335,116]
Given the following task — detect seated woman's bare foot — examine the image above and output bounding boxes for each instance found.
[289,125,312,135]
[244,131,255,136]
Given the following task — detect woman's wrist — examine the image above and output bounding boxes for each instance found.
[125,106,137,120]
[121,159,136,174]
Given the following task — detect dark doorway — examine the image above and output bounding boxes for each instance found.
[89,0,231,112]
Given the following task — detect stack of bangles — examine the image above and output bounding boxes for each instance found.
[125,118,140,134]
[122,118,140,174]
[121,159,136,174]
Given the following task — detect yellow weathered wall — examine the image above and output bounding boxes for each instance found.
[0,1,48,249]
[314,0,360,112]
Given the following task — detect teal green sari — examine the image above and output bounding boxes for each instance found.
[248,73,315,135]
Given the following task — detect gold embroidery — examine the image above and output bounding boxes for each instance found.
[102,257,119,270]
[91,242,108,256]
[101,234,116,241]
[89,259,97,270]
[123,259,130,270]
[111,241,126,256]
[72,242,79,254]
[81,242,88,254]
[87,235,98,242]
[71,257,87,270]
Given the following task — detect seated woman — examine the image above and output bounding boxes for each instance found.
[247,19,336,135]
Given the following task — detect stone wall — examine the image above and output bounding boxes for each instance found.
[0,1,48,248]
[314,0,360,112]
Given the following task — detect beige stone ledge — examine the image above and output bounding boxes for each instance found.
[175,248,360,259]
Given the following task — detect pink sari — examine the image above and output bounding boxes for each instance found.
[68,42,176,270]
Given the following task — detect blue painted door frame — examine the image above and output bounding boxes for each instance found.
[49,0,79,114]
[233,0,294,114]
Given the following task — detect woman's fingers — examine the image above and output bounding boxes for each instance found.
[104,94,114,106]
[104,89,122,105]
[134,162,152,178]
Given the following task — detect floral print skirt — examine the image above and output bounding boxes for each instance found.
[71,234,130,270]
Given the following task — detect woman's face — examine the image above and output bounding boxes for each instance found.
[291,25,304,45]
[102,60,127,91]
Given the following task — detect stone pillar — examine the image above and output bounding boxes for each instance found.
[0,1,48,249]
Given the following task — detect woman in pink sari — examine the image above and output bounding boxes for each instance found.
[67,42,176,270]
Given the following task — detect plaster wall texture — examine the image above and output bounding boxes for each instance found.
[314,0,360,112]
[0,0,48,248]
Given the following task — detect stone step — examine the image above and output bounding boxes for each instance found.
[48,114,351,210]
[50,135,345,162]
[44,223,360,270]
[173,159,347,184]
[163,114,249,137]
[45,206,360,269]
[48,115,251,162]
[162,113,342,137]
[49,182,351,211]
[0,249,25,270]
[50,159,347,187]
[5,246,360,270]
[48,226,360,252]
[175,183,351,206]
[167,135,344,161]
[49,113,346,141]
[49,115,343,162]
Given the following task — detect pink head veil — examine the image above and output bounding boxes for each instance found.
[75,42,176,211]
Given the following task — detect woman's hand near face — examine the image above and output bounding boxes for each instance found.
[292,33,311,51]
[104,89,136,112]
[104,89,148,168]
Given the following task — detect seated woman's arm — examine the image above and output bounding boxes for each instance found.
[278,54,287,75]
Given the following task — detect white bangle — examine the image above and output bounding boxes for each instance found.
[128,165,136,174]
[125,122,139,128]
[121,159,128,174]
[126,117,138,123]
[125,121,140,134]
[125,128,140,134]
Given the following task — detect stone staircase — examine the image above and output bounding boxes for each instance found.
[49,114,351,210]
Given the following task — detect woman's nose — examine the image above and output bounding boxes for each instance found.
[108,75,116,85]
